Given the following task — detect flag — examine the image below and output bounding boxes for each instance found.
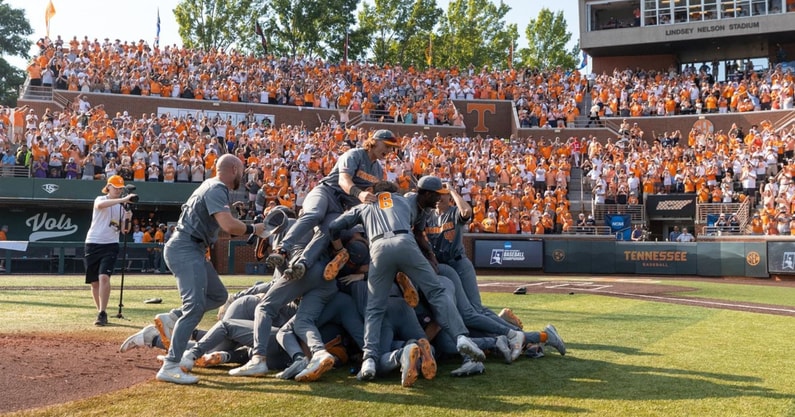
[255,21,268,55]
[344,32,349,64]
[578,50,588,70]
[425,34,432,66]
[45,0,56,38]
[508,42,514,69]
[154,8,161,48]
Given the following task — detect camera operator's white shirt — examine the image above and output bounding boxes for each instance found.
[85,196,125,244]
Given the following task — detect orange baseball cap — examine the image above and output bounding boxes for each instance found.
[102,175,125,193]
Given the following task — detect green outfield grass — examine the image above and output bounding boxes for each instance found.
[1,274,795,417]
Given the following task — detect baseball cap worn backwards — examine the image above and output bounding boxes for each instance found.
[372,129,400,147]
[417,176,450,194]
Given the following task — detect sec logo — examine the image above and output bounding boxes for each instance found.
[746,251,760,266]
[552,249,566,262]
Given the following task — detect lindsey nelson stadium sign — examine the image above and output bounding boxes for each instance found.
[664,21,760,38]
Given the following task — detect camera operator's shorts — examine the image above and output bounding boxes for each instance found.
[84,243,119,283]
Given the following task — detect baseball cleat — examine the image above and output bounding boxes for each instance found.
[416,338,436,380]
[399,343,421,388]
[525,344,545,359]
[156,361,199,385]
[154,311,178,350]
[324,335,349,365]
[356,358,377,381]
[498,308,523,330]
[450,360,485,377]
[507,329,525,361]
[179,352,196,372]
[266,250,286,269]
[456,335,485,362]
[544,324,567,356]
[323,248,349,280]
[495,335,512,364]
[275,356,309,380]
[395,272,419,308]
[195,351,231,368]
[119,324,158,353]
[284,261,306,281]
[295,350,335,382]
[229,355,268,377]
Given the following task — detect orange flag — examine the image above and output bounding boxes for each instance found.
[45,0,56,38]
[425,34,432,67]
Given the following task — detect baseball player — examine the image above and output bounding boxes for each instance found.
[436,263,525,361]
[328,179,485,381]
[154,154,266,385]
[229,212,338,379]
[425,184,525,359]
[425,183,504,320]
[267,129,401,280]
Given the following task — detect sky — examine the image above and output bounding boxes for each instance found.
[7,0,580,69]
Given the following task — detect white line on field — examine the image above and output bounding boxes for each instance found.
[587,290,795,314]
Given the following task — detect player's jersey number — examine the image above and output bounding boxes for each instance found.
[378,193,393,209]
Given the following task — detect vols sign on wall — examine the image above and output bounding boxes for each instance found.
[473,239,543,269]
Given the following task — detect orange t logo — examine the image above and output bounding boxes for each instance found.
[466,103,496,133]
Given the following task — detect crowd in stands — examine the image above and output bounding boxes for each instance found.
[5,34,795,237]
[23,35,596,129]
[587,63,794,119]
[23,35,795,133]
[4,98,794,236]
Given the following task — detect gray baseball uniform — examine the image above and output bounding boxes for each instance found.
[427,204,518,330]
[161,178,232,365]
[187,294,298,370]
[250,216,337,359]
[329,191,469,362]
[278,148,385,269]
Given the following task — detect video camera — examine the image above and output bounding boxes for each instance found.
[122,184,139,204]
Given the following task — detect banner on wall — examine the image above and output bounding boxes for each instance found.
[473,240,543,269]
[0,208,91,242]
[645,194,697,219]
[767,241,795,274]
[606,214,632,240]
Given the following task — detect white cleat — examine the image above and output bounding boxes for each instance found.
[229,355,268,377]
[507,329,526,361]
[456,335,485,362]
[119,325,158,353]
[156,361,198,385]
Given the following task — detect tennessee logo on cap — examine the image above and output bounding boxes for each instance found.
[102,175,125,194]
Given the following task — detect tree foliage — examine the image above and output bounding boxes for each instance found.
[0,1,32,106]
[174,0,259,52]
[521,7,578,70]
[171,1,581,71]
[261,0,359,60]
[434,0,514,70]
[358,0,442,66]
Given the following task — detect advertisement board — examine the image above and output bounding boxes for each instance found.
[473,239,543,269]
[645,194,697,219]
[767,241,795,274]
[0,208,92,242]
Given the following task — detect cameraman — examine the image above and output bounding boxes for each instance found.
[84,175,136,326]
